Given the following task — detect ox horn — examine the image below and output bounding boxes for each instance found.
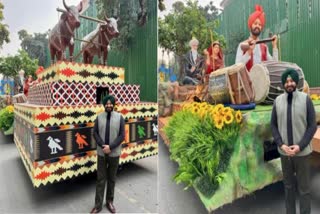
[104,14,110,22]
[78,1,83,12]
[63,0,70,11]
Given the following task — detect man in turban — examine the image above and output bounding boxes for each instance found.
[183,38,205,85]
[235,4,278,71]
[91,95,125,214]
[271,69,316,214]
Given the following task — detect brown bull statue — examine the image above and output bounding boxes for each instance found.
[49,0,83,64]
[80,15,119,65]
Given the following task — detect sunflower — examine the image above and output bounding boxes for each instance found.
[159,72,165,82]
[223,112,234,124]
[198,108,207,119]
[192,106,200,114]
[215,116,224,129]
[192,102,200,108]
[235,110,242,123]
[214,104,224,113]
[310,94,319,100]
[199,102,207,109]
[6,105,14,113]
[205,107,212,115]
[222,107,233,116]
[208,106,216,114]
[211,110,220,121]
[182,102,192,111]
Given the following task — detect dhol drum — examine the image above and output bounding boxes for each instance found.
[249,61,305,104]
[208,63,254,105]
[303,80,310,95]
[208,66,231,104]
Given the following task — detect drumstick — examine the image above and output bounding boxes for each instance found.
[240,37,276,52]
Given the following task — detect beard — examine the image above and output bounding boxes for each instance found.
[285,85,296,93]
[191,50,198,55]
[105,107,113,113]
[251,27,261,36]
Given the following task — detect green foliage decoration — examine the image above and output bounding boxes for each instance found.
[0,105,14,131]
[164,103,241,197]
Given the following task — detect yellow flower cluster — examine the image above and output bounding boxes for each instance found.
[182,102,242,129]
[310,94,320,100]
[5,105,14,113]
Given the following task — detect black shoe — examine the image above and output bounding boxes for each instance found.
[106,201,116,213]
[90,207,102,214]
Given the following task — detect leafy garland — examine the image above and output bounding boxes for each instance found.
[164,102,242,197]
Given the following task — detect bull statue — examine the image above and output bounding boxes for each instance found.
[81,15,119,65]
[49,0,83,64]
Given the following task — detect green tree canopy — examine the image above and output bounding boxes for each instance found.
[159,0,225,56]
[0,2,10,50]
[0,50,38,78]
[158,0,165,11]
[159,0,225,81]
[18,29,49,67]
[198,1,221,22]
[95,0,148,51]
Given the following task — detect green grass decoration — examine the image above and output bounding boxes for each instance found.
[164,103,240,197]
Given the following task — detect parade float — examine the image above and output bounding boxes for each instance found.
[159,61,320,212]
[13,0,157,188]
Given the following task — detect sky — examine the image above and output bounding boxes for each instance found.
[1,0,81,56]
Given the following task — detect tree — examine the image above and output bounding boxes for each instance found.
[198,1,221,22]
[95,0,149,51]
[158,0,165,11]
[172,1,185,13]
[18,30,49,67]
[159,0,225,81]
[0,2,10,50]
[0,50,38,78]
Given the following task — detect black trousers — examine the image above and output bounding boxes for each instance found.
[94,155,120,209]
[280,154,311,214]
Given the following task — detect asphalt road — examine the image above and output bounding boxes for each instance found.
[159,137,320,214]
[0,131,157,213]
[2,130,320,214]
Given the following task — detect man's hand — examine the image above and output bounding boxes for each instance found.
[281,144,296,156]
[102,145,111,154]
[191,66,196,72]
[247,39,256,55]
[271,35,278,49]
[289,145,300,155]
